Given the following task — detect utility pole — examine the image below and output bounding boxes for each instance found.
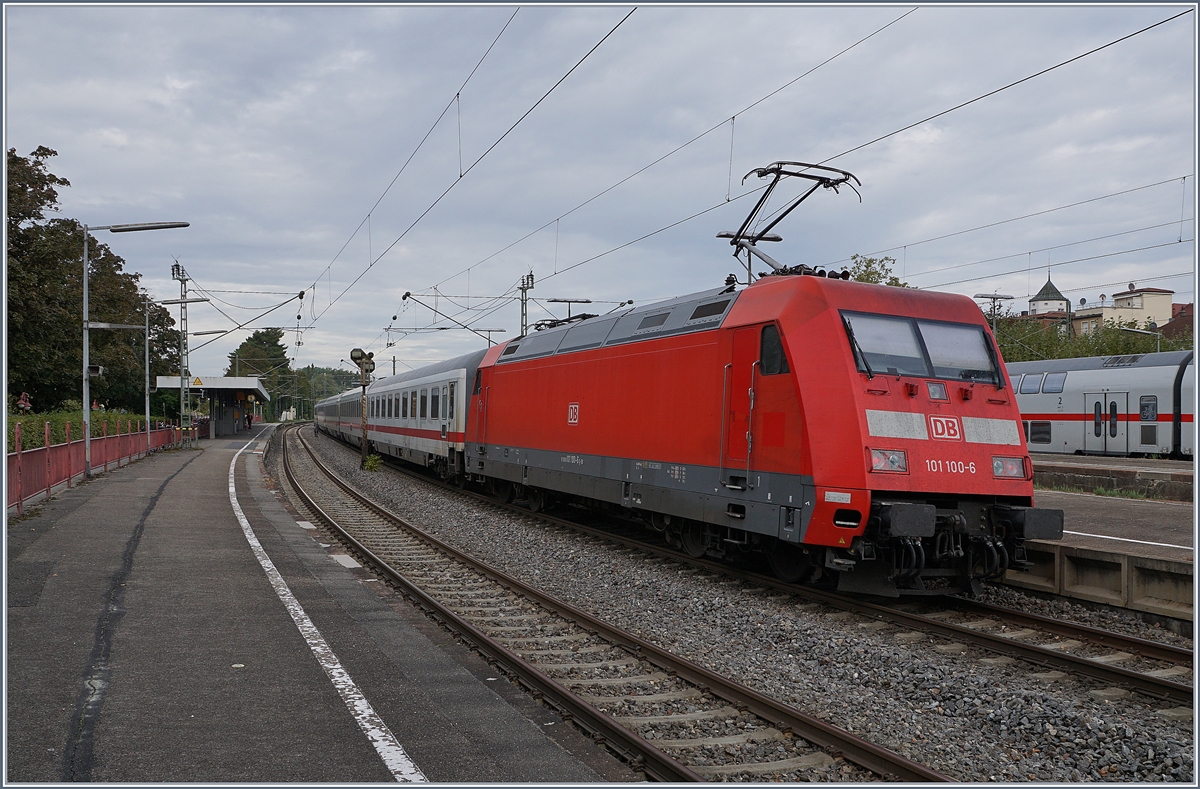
[518,272,535,336]
[172,263,191,441]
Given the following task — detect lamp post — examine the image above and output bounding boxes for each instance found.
[973,293,1014,337]
[350,348,375,468]
[1120,325,1163,353]
[82,221,188,478]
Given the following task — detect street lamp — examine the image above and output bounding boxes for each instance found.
[350,348,375,468]
[82,221,189,478]
[1120,324,1163,353]
[974,293,1014,336]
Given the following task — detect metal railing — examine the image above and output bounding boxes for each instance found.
[6,420,197,514]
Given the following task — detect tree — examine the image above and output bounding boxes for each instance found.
[847,254,909,288]
[995,312,1192,362]
[6,147,181,412]
[225,329,293,420]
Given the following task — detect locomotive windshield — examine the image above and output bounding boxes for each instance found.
[842,312,1000,384]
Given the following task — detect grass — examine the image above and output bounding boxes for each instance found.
[1036,483,1148,499]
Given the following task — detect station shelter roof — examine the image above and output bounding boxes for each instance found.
[156,375,270,402]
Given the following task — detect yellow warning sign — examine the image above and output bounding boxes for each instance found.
[192,377,203,386]
[838,537,846,545]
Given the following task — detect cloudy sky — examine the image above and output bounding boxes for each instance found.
[6,4,1195,380]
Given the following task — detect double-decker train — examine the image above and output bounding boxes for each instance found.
[316,162,1063,596]
[1007,351,1194,458]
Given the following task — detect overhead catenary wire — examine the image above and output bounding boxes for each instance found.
[304,8,521,306]
[532,10,1193,290]
[422,7,918,296]
[906,217,1195,280]
[824,175,1194,268]
[926,239,1194,290]
[311,7,637,328]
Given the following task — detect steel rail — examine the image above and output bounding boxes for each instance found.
[946,598,1193,666]
[282,427,701,782]
[285,426,951,783]
[350,433,1193,704]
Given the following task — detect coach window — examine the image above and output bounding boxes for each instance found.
[431,388,440,421]
[449,382,456,420]
[411,391,417,420]
[1140,395,1158,422]
[402,392,408,419]
[420,390,428,420]
[1093,402,1103,437]
[1042,372,1067,394]
[760,324,790,375]
[1022,421,1030,441]
[441,385,448,420]
[1019,374,1043,395]
[1030,421,1052,444]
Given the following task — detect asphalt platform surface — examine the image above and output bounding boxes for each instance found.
[6,425,625,782]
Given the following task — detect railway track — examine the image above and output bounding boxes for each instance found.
[313,427,1192,708]
[279,425,949,782]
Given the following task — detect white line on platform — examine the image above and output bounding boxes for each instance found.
[1062,530,1193,551]
[228,436,426,783]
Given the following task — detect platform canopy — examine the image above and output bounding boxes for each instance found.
[156,375,270,402]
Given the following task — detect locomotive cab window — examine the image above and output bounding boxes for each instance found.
[760,324,790,375]
[842,311,1000,384]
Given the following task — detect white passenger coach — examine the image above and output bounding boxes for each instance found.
[315,349,488,480]
[1007,351,1194,458]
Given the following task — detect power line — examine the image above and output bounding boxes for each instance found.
[421,7,918,296]
[826,175,1192,267]
[483,10,1198,296]
[906,217,1194,280]
[310,8,636,327]
[817,8,1193,166]
[927,239,1194,289]
[305,8,521,305]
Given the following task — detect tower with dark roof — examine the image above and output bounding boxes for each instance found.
[1029,275,1067,316]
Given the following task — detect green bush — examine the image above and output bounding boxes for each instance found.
[364,454,382,472]
[6,410,162,453]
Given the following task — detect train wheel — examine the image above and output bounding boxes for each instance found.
[679,520,707,558]
[491,479,514,504]
[768,542,812,583]
[528,488,547,513]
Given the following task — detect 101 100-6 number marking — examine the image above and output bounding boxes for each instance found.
[926,459,976,474]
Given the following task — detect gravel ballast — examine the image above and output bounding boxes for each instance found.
[279,428,1194,782]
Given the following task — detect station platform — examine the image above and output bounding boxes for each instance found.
[6,426,628,782]
[1031,453,1193,501]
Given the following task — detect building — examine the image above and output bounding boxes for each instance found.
[155,375,270,437]
[1028,275,1068,316]
[1071,285,1173,336]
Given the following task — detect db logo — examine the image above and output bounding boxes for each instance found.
[567,402,580,425]
[929,415,962,441]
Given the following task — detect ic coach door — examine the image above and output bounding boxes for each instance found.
[1084,391,1128,455]
[722,328,758,488]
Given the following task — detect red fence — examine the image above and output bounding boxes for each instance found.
[6,420,198,515]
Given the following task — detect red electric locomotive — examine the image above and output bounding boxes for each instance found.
[318,162,1063,596]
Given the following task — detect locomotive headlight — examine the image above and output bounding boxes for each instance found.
[870,449,908,473]
[992,456,1026,478]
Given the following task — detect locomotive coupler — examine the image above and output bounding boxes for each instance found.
[991,504,1065,541]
